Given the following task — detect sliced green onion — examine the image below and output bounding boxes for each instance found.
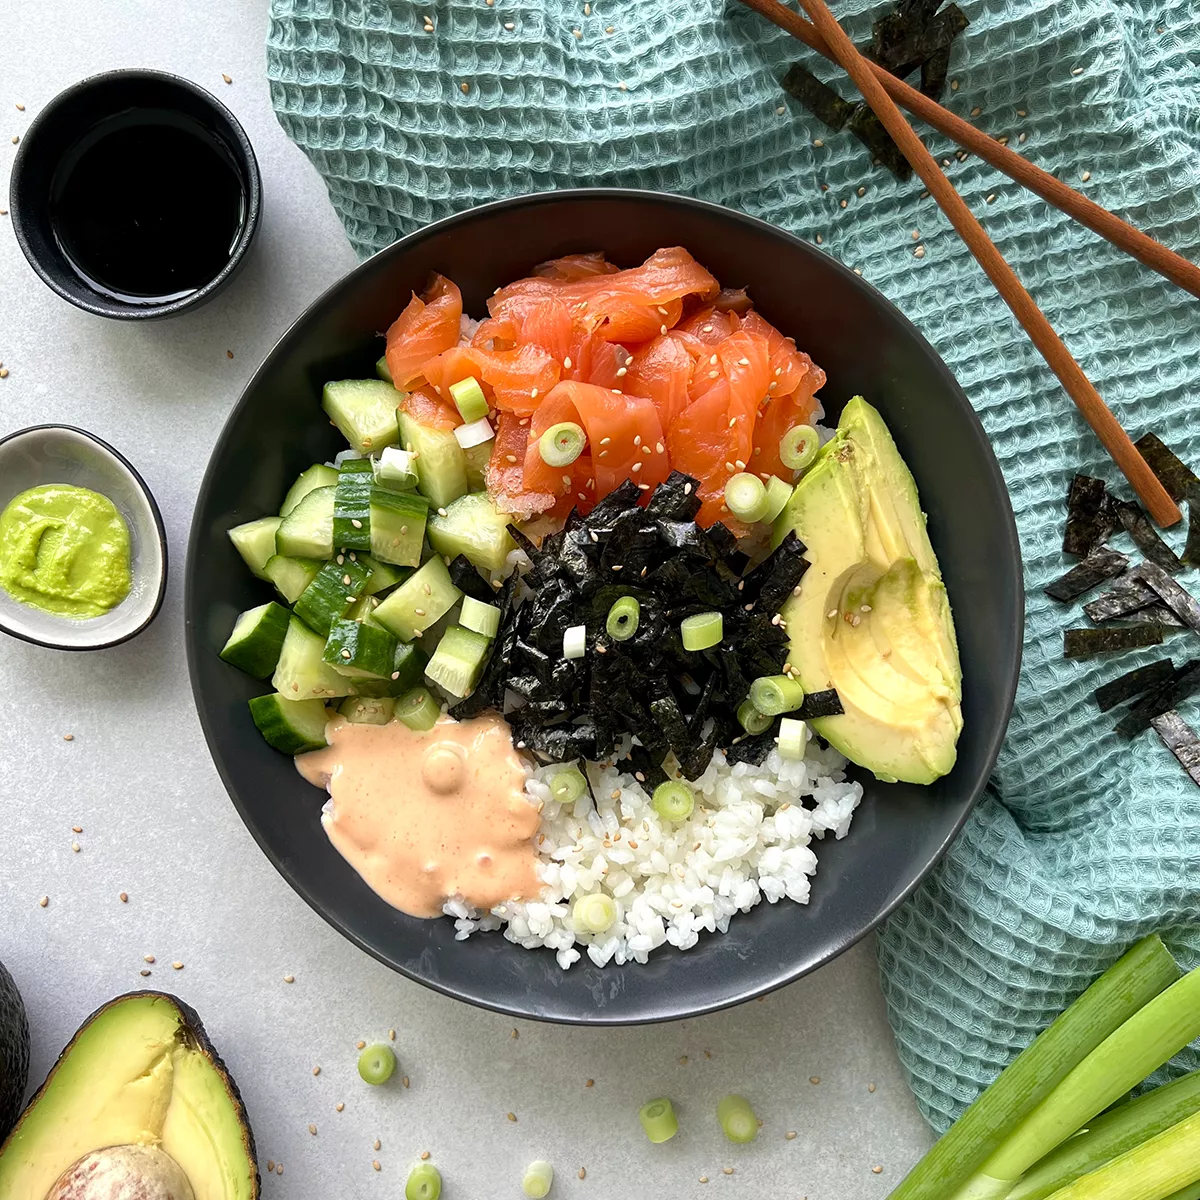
[717,1094,759,1144]
[373,446,419,490]
[563,623,587,660]
[1037,1112,1200,1200]
[639,1097,679,1143]
[749,674,806,716]
[521,1160,554,1199]
[460,595,501,638]
[539,422,586,467]
[357,1043,396,1086]
[776,717,808,760]
[449,375,489,423]
[737,700,773,735]
[958,961,1200,1198]
[549,767,587,805]
[405,1162,443,1200]
[724,472,769,523]
[780,424,820,472]
[396,687,440,732]
[652,780,694,822]
[891,935,1180,1200]
[606,595,641,641]
[453,416,494,449]
[680,611,723,652]
[1010,1072,1200,1200]
[761,474,794,523]
[573,893,617,934]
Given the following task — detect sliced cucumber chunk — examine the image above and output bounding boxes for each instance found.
[220,601,291,679]
[459,595,501,638]
[339,695,395,725]
[427,492,518,573]
[375,354,394,384]
[353,640,429,697]
[463,440,492,491]
[272,618,355,701]
[425,624,491,698]
[373,446,419,491]
[281,463,339,517]
[276,485,335,560]
[398,410,469,509]
[359,555,409,595]
[249,693,330,754]
[263,554,322,604]
[293,557,374,636]
[373,556,462,642]
[334,459,374,552]
[323,379,402,455]
[370,485,429,568]
[395,686,441,731]
[323,617,399,679]
[346,593,381,622]
[229,516,282,581]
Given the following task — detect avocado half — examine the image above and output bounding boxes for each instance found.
[774,396,963,784]
[0,959,29,1144]
[0,991,259,1200]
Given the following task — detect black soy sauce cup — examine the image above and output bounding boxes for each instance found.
[10,69,262,320]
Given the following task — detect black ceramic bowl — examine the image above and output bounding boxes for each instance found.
[10,69,261,320]
[186,191,1022,1024]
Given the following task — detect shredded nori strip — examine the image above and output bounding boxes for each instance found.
[1134,561,1200,633]
[474,470,808,777]
[780,64,855,132]
[1063,625,1165,659]
[1150,711,1200,788]
[1185,500,1200,569]
[1063,474,1112,557]
[726,724,782,767]
[1044,548,1129,603]
[447,554,496,603]
[1106,604,1186,629]
[1115,660,1200,739]
[1117,501,1184,573]
[1083,576,1157,623]
[797,689,845,719]
[1093,658,1176,713]
[1134,432,1200,504]
[847,104,913,180]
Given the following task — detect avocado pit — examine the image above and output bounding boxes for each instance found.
[46,1145,194,1200]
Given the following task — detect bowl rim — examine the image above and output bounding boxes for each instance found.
[0,423,169,651]
[186,187,1024,1023]
[8,67,262,321]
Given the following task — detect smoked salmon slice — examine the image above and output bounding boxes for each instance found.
[422,344,561,417]
[385,274,463,391]
[532,251,621,280]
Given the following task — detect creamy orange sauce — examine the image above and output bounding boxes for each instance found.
[296,713,541,918]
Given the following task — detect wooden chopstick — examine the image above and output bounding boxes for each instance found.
[736,0,1200,303]
[789,0,1182,528]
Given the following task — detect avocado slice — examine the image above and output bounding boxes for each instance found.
[0,960,29,1144]
[774,396,963,785]
[0,991,258,1200]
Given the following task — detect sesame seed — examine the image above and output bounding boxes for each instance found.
[857,186,866,196]
[986,193,996,204]
[600,436,611,445]
[723,1167,735,1176]
[372,1161,381,1172]
[267,1161,275,1172]
[1072,66,1083,75]
[403,1076,410,1087]
[531,387,539,399]
[119,892,128,903]
[38,896,48,908]
[786,1130,798,1140]
[172,961,184,970]
[951,78,959,89]
[914,246,926,259]
[872,1166,884,1175]
[631,461,643,473]
[140,969,151,977]
[1019,132,1027,143]
[342,574,351,585]
[572,28,582,38]
[840,199,848,209]
[276,1165,284,1176]
[810,1075,821,1084]
[506,454,518,463]
[341,649,352,659]
[618,81,627,90]
[72,825,82,833]
[606,24,614,32]
[284,974,295,983]
[579,1168,587,1180]
[308,1124,317,1136]
[813,138,824,147]
[63,733,74,742]
[504,21,514,28]
[375,1139,382,1151]
[414,608,426,616]
[868,1082,877,1092]
[776,105,785,115]
[71,842,80,853]
[507,1112,518,1122]
[970,105,982,116]
[313,1066,321,1076]
[437,507,448,517]
[816,234,823,244]
[699,1176,709,1184]
[616,366,627,377]
[420,1150,430,1160]
[357,1040,366,1050]
[1081,170,1091,182]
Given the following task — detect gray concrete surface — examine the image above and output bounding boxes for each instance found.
[0,3,933,1195]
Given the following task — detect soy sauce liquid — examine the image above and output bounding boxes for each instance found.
[50,108,247,305]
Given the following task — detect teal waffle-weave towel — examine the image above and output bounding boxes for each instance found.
[267,0,1200,1130]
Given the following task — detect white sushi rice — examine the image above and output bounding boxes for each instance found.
[444,736,861,969]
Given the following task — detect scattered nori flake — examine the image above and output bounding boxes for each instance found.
[1083,576,1156,623]
[847,104,913,180]
[1150,711,1200,788]
[920,43,952,99]
[797,689,844,719]
[725,724,781,767]
[1044,547,1129,603]
[780,63,855,132]
[1093,658,1176,713]
[447,554,495,603]
[1063,475,1112,557]
[1105,604,1186,630]
[1134,561,1200,632]
[1185,501,1200,569]
[645,470,703,522]
[742,531,810,611]
[1117,501,1184,574]
[869,3,968,79]
[1063,625,1165,659]
[624,743,669,791]
[1115,660,1200,739]
[512,720,598,762]
[1134,432,1200,504]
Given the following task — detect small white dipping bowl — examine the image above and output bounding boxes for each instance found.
[0,425,167,650]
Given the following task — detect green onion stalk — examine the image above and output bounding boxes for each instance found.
[947,957,1200,1200]
[887,935,1180,1200]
